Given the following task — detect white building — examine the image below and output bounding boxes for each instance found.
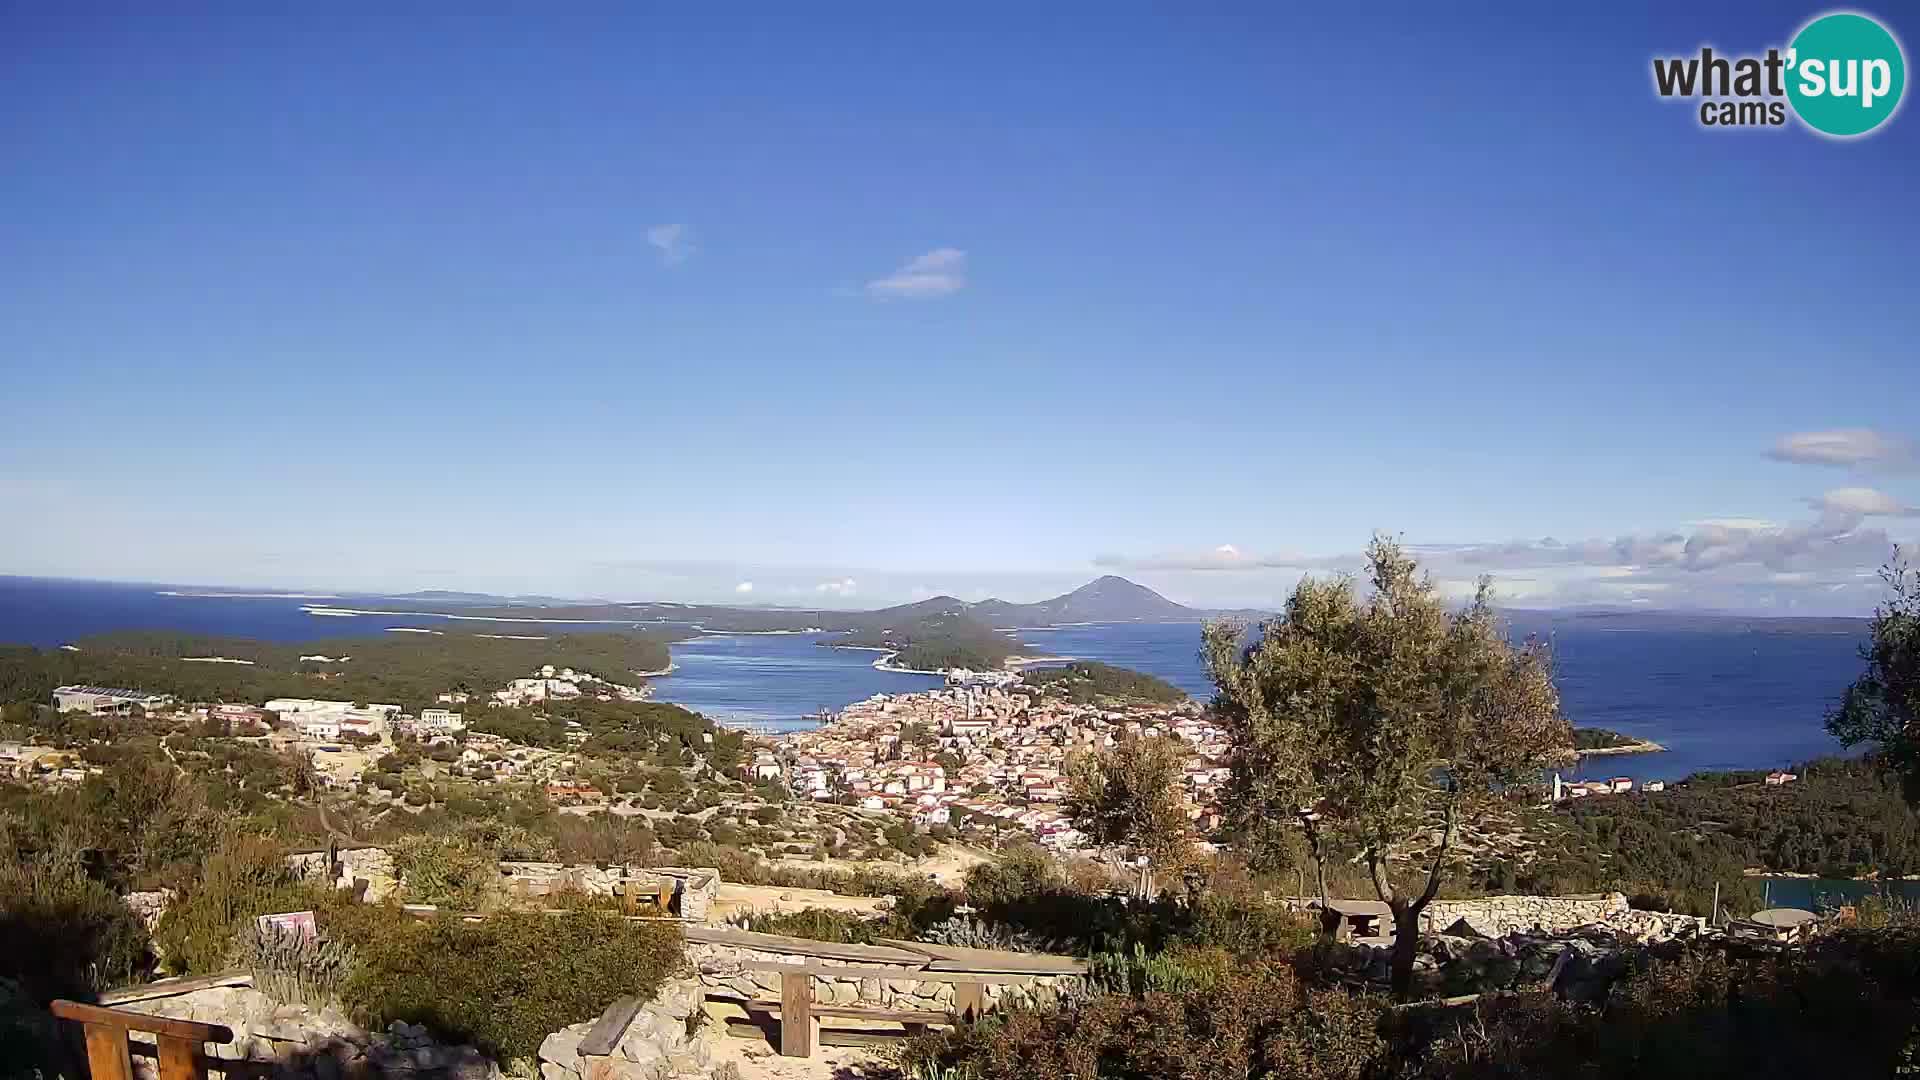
[53,686,173,715]
[417,708,466,734]
[294,717,341,740]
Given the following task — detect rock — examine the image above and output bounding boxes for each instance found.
[539,1024,589,1065]
[542,1062,580,1080]
[654,981,700,1022]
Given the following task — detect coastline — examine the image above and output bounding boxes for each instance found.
[1744,867,1920,882]
[1577,739,1667,757]
[1004,654,1075,667]
[872,652,948,676]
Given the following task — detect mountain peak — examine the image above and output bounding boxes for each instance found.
[970,575,1194,623]
[1078,575,1157,593]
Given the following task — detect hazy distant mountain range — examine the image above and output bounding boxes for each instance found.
[373,575,1262,669]
[389,575,1257,630]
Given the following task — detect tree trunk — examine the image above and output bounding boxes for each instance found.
[1372,802,1457,1001]
[1387,898,1429,999]
[1301,817,1330,909]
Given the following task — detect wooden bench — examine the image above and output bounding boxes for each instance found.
[617,879,675,917]
[714,963,1002,1057]
[50,1000,234,1080]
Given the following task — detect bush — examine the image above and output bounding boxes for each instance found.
[236,919,356,1006]
[1412,937,1920,1078]
[962,845,1061,909]
[390,835,499,910]
[152,833,318,975]
[730,908,889,945]
[918,916,1059,954]
[904,966,1384,1080]
[0,835,152,1001]
[331,907,684,1063]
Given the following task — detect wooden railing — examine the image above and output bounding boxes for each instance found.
[49,1000,234,1080]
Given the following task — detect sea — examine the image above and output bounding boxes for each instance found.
[0,576,1870,780]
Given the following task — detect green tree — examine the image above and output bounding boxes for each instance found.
[1829,548,1920,802]
[1204,536,1569,998]
[1063,736,1193,897]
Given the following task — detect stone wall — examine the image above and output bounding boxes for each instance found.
[1418,893,1631,937]
[107,982,495,1079]
[686,940,1086,1015]
[287,845,400,901]
[497,862,717,921]
[538,979,714,1080]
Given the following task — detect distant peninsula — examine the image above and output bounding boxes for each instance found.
[1573,727,1667,756]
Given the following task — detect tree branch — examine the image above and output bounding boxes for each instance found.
[1368,847,1397,906]
[1415,798,1457,911]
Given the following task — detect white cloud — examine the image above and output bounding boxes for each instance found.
[1685,517,1781,531]
[648,223,695,266]
[1807,486,1918,516]
[1767,428,1914,468]
[815,577,858,597]
[866,248,967,298]
[733,581,753,594]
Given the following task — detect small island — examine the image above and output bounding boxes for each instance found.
[1020,660,1186,705]
[1573,726,1667,756]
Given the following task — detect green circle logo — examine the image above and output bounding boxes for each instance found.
[1787,12,1906,137]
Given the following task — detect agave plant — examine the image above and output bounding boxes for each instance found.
[917,916,1061,954]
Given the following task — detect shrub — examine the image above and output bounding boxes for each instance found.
[152,833,318,975]
[962,845,1061,909]
[332,907,684,1063]
[918,916,1059,954]
[390,834,499,910]
[236,919,356,1007]
[0,835,152,1001]
[730,907,888,945]
[904,966,1384,1080]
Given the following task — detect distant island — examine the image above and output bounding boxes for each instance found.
[348,575,1248,676]
[1573,727,1667,755]
[0,628,682,714]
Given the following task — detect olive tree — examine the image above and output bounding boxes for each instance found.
[1063,734,1193,897]
[1204,536,1569,998]
[1828,549,1920,802]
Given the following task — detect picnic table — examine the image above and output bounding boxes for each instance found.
[1321,899,1394,941]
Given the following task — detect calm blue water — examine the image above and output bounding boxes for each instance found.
[1754,877,1920,910]
[0,577,1870,775]
[649,634,943,731]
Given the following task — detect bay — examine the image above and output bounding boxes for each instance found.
[0,577,1871,777]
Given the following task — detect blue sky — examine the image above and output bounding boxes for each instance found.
[2,4,1915,613]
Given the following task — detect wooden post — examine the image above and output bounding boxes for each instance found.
[157,1036,201,1080]
[82,1025,135,1080]
[954,982,985,1023]
[779,969,813,1058]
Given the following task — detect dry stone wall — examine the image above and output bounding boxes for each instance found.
[686,940,1086,1014]
[114,983,497,1079]
[1418,893,1706,941]
[287,846,400,901]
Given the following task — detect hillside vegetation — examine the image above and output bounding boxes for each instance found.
[831,602,1022,671]
[0,630,681,713]
[1024,661,1186,704]
[1494,756,1920,915]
